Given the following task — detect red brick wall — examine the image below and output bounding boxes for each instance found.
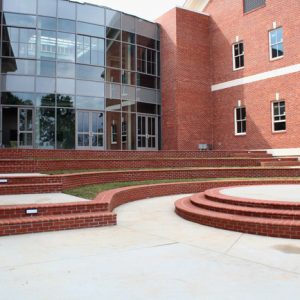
[203,0,300,150]
[157,8,212,150]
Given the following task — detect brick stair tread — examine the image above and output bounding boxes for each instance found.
[0,211,114,225]
[191,193,300,219]
[0,183,61,188]
[175,197,300,226]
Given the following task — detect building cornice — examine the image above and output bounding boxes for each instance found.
[183,0,210,12]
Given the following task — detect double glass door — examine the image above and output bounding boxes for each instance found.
[77,111,104,149]
[137,115,157,150]
[18,108,33,148]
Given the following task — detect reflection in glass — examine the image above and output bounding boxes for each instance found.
[36,94,56,106]
[57,32,75,62]
[57,94,75,107]
[38,16,57,31]
[106,68,120,83]
[122,31,135,44]
[122,71,136,85]
[37,30,56,60]
[77,22,105,38]
[37,60,56,77]
[106,10,121,29]
[106,99,121,111]
[4,13,36,27]
[57,62,75,78]
[122,113,136,150]
[76,65,105,81]
[58,0,76,20]
[106,111,121,150]
[56,108,75,149]
[1,92,35,105]
[35,107,55,148]
[58,19,76,33]
[1,58,36,75]
[122,44,135,71]
[106,28,121,40]
[137,73,156,89]
[76,96,105,110]
[77,5,104,25]
[38,0,57,17]
[106,40,121,68]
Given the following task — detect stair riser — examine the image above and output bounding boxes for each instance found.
[0,184,62,195]
[191,200,300,220]
[0,204,109,219]
[0,215,117,236]
[175,208,300,239]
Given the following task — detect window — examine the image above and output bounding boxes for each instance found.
[111,122,117,144]
[235,107,246,135]
[269,27,284,60]
[232,42,244,70]
[244,0,265,13]
[137,46,156,75]
[272,101,286,132]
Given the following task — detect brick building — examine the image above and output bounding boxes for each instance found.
[0,0,299,153]
[158,0,300,152]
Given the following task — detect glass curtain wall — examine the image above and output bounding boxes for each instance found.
[0,0,160,150]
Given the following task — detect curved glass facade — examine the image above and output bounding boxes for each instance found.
[0,0,161,150]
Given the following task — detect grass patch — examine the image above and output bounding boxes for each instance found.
[63,177,300,200]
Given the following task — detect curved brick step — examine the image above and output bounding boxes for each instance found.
[175,197,300,239]
[0,202,109,219]
[190,193,300,220]
[0,211,116,236]
[204,187,300,209]
[0,183,62,195]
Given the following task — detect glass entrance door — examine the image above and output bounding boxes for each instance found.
[18,108,33,148]
[77,111,104,149]
[137,115,157,150]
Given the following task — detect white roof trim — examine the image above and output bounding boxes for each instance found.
[183,0,210,12]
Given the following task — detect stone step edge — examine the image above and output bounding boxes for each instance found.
[175,197,300,239]
[204,187,300,209]
[191,193,300,219]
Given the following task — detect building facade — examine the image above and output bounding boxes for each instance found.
[158,0,300,151]
[0,0,299,152]
[0,0,161,150]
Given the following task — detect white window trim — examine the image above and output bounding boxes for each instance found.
[232,41,245,71]
[271,100,286,133]
[269,27,284,61]
[234,107,246,136]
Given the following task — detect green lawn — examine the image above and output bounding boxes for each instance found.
[63,177,300,200]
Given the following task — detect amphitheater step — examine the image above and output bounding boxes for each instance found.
[0,211,116,236]
[0,202,109,219]
[0,183,62,195]
[190,193,300,219]
[175,197,300,239]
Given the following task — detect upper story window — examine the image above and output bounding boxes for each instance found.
[272,101,286,132]
[232,41,244,70]
[269,27,284,60]
[234,106,246,135]
[243,0,265,13]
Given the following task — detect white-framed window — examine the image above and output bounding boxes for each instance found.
[234,106,246,135]
[111,123,117,144]
[269,27,284,60]
[232,42,244,70]
[121,120,127,143]
[272,101,286,132]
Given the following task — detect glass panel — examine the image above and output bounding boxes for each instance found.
[122,31,135,44]
[77,22,105,38]
[36,93,55,106]
[4,13,36,27]
[277,43,284,57]
[92,112,104,134]
[1,92,35,105]
[122,14,135,33]
[58,0,76,20]
[36,77,55,93]
[56,79,75,95]
[37,60,56,77]
[270,30,277,45]
[121,113,136,150]
[56,108,75,149]
[4,0,37,15]
[77,4,104,25]
[106,111,121,150]
[76,96,105,110]
[1,75,35,92]
[58,19,76,33]
[137,35,156,49]
[57,62,75,78]
[57,32,75,62]
[106,99,121,111]
[38,0,57,17]
[122,100,136,112]
[56,94,75,107]
[106,40,121,68]
[1,58,36,75]
[137,103,156,114]
[76,64,105,81]
[76,80,105,97]
[38,16,57,31]
[277,28,283,42]
[122,71,136,85]
[37,30,56,60]
[106,28,121,40]
[137,73,156,89]
[274,122,286,131]
[122,44,136,71]
[19,133,33,147]
[106,9,121,29]
[35,107,55,148]
[106,68,121,83]
[91,38,105,66]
